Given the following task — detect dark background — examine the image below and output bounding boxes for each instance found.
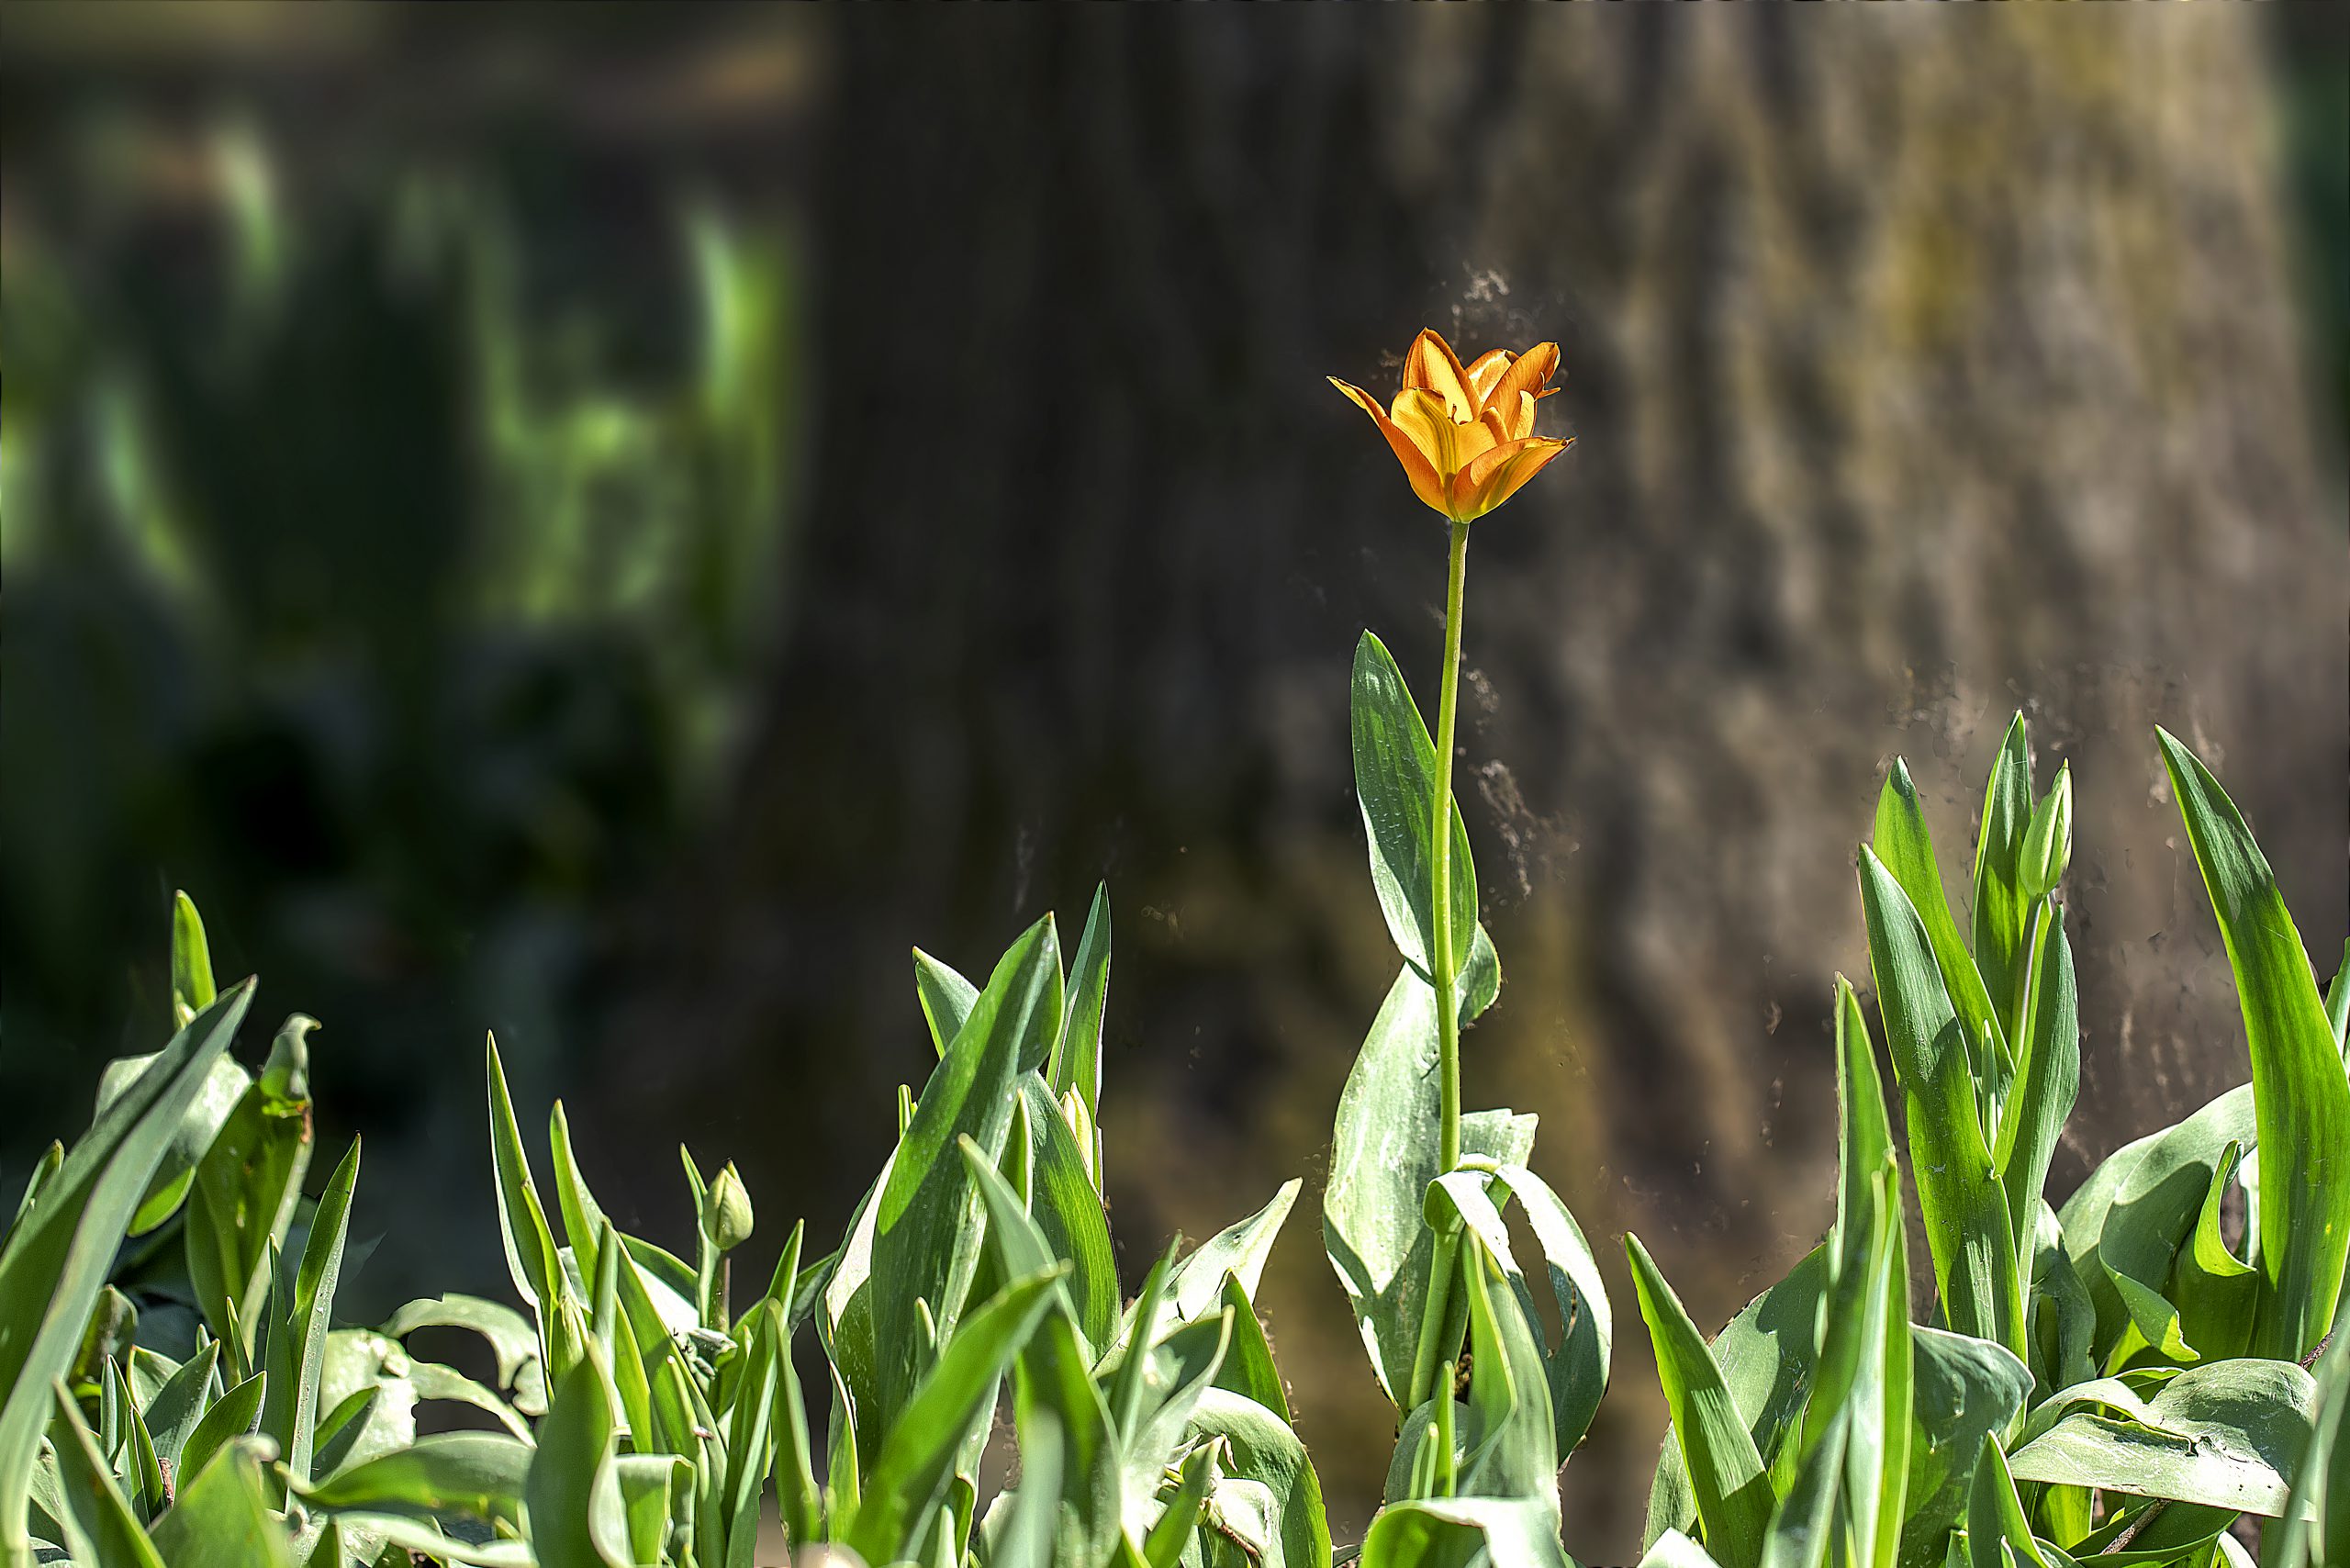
[5,6,2344,1551]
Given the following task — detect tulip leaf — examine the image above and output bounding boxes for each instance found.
[1183,1388,1332,1568]
[1897,1327,2031,1561]
[1627,1232,1773,1568]
[49,1383,166,1568]
[2158,728,2350,1361]
[870,915,1061,1441]
[913,947,979,1060]
[1352,630,1478,981]
[1054,882,1112,1118]
[0,980,254,1561]
[151,1437,297,1568]
[524,1348,632,1568]
[185,1015,317,1379]
[2007,1356,2317,1515]
[1018,1071,1118,1355]
[845,1264,1063,1565]
[1970,714,2036,1032]
[1872,759,2008,1079]
[1993,903,2080,1261]
[1643,1247,1829,1550]
[1858,845,2024,1358]
[1427,1164,1611,1461]
[1323,957,1516,1406]
[1360,1495,1572,1568]
[260,1136,360,1488]
[1165,1180,1302,1330]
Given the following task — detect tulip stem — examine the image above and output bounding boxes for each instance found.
[1430,518,1471,1176]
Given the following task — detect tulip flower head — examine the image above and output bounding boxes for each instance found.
[1329,329,1571,523]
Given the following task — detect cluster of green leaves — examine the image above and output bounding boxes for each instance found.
[4,888,1323,1568]
[1619,721,2348,1568]
[4,703,2343,1568]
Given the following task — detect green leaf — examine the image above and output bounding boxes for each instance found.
[719,1301,787,1568]
[1184,1389,1331,1568]
[546,1102,611,1287]
[1323,960,1512,1406]
[845,1264,1063,1564]
[315,1515,532,1566]
[1643,1248,1829,1549]
[2324,940,2349,1057]
[1352,630,1477,980]
[2058,1083,2254,1370]
[261,1137,361,1488]
[614,1453,677,1567]
[1897,1327,2032,1558]
[1872,759,2007,1077]
[1626,1232,1773,1568]
[993,1405,1067,1568]
[2262,1323,2345,1566]
[171,890,218,1025]
[1360,1495,1571,1568]
[178,1372,265,1495]
[2158,728,2350,1361]
[1019,1073,1119,1354]
[381,1294,541,1399]
[870,915,1062,1439]
[1993,906,2080,1264]
[961,1142,1125,1567]
[1056,883,1113,1118]
[2007,1356,2317,1515]
[1970,717,2036,1060]
[525,1347,632,1568]
[484,1036,563,1320]
[151,1438,297,1568]
[913,947,979,1059]
[1964,1437,2053,1568]
[292,1431,532,1526]
[1427,1164,1611,1460]
[0,980,254,1559]
[1758,1405,1841,1568]
[186,1016,317,1379]
[49,1383,166,1568]
[140,1340,220,1478]
[92,1051,249,1240]
[2173,1140,2259,1364]
[1164,1181,1303,1330]
[1858,846,2024,1357]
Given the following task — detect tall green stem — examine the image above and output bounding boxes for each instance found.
[1430,519,1471,1175]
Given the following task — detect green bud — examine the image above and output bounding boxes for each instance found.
[704,1162,755,1252]
[261,1014,318,1103]
[2020,762,2073,903]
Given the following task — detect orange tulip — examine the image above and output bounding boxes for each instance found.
[1329,329,1572,522]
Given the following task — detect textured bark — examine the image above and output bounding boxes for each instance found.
[603,7,2345,1549]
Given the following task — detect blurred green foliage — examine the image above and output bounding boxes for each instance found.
[0,115,800,1159]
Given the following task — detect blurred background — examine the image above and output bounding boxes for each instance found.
[4,6,2344,1553]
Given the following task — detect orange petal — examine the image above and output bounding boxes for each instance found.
[1463,350,1515,410]
[1402,330,1477,422]
[1452,436,1571,520]
[1502,389,1537,442]
[1330,376,1449,516]
[1389,386,1463,482]
[1486,342,1561,414]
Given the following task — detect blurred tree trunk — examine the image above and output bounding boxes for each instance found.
[604,6,2344,1550]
